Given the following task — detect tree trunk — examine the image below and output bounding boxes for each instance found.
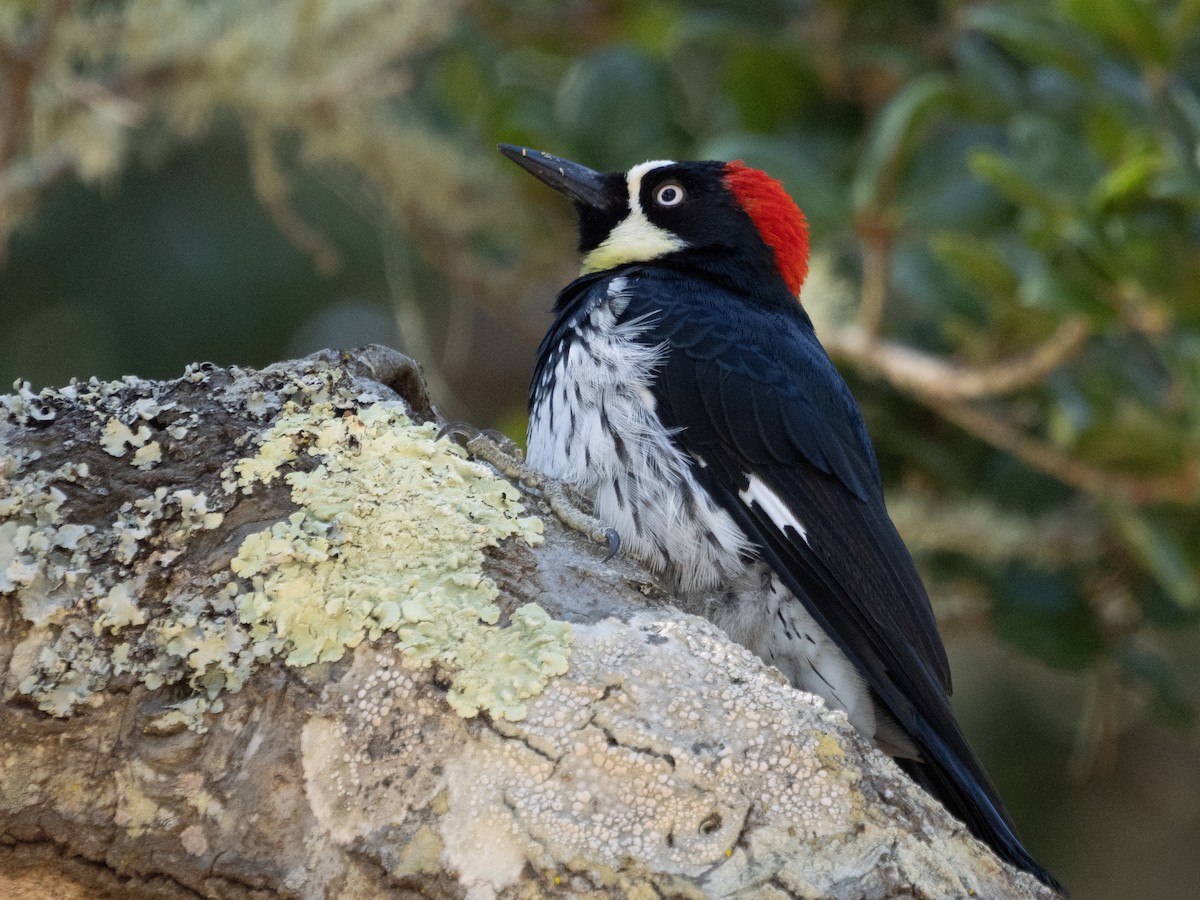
[0,346,1055,899]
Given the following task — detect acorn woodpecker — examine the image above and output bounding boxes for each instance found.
[500,143,1060,892]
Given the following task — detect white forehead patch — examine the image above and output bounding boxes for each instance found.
[626,159,676,201]
[581,159,685,275]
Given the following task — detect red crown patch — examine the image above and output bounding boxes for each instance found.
[723,162,810,297]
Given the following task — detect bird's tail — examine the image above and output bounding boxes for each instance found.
[898,719,1065,894]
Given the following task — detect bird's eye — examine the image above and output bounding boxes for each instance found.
[654,182,685,207]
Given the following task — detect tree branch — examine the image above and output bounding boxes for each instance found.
[929,397,1199,506]
[825,316,1092,401]
[0,346,1059,899]
[0,0,70,160]
[855,212,893,337]
[0,0,70,259]
[247,124,343,276]
[828,298,1196,504]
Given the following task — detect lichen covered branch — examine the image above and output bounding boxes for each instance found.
[0,347,1058,899]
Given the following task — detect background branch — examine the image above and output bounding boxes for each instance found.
[929,398,1199,506]
[825,316,1092,401]
[828,303,1196,505]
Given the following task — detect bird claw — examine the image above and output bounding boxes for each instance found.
[601,527,621,562]
[437,419,619,562]
[542,479,620,561]
[436,420,475,447]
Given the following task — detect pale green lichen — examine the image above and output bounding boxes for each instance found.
[101,417,152,457]
[1,374,241,722]
[0,455,95,618]
[94,576,148,634]
[131,441,162,468]
[3,368,564,732]
[229,401,564,721]
[113,762,166,838]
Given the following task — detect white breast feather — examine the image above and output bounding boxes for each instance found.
[527,277,749,592]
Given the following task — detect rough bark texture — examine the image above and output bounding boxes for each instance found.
[0,346,1057,899]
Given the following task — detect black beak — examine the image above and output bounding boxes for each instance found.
[499,144,614,211]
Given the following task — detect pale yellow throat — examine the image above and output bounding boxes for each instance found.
[580,159,687,274]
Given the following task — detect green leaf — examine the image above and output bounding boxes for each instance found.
[1107,505,1200,614]
[850,73,955,213]
[1177,0,1200,39]
[930,233,1019,298]
[1088,149,1164,212]
[1010,114,1104,201]
[723,44,813,133]
[1074,395,1188,469]
[993,565,1107,669]
[892,241,990,322]
[964,6,1096,79]
[950,34,1024,114]
[968,149,1059,214]
[1059,0,1172,65]
[1017,263,1108,318]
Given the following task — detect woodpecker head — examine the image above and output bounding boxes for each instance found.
[500,144,809,297]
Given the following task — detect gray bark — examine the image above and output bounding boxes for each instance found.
[0,346,1057,899]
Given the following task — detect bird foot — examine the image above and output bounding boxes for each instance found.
[438,421,523,461]
[437,421,620,560]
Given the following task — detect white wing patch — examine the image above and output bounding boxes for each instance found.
[739,474,809,544]
[581,159,685,275]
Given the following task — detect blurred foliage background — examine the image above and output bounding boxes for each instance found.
[2,0,1198,895]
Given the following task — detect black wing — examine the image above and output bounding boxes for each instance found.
[645,281,952,697]
[625,265,1059,890]
[530,270,613,415]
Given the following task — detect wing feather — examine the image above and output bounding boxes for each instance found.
[637,275,950,692]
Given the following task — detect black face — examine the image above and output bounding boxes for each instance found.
[499,145,779,286]
[574,171,633,255]
[577,161,768,258]
[633,161,752,248]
